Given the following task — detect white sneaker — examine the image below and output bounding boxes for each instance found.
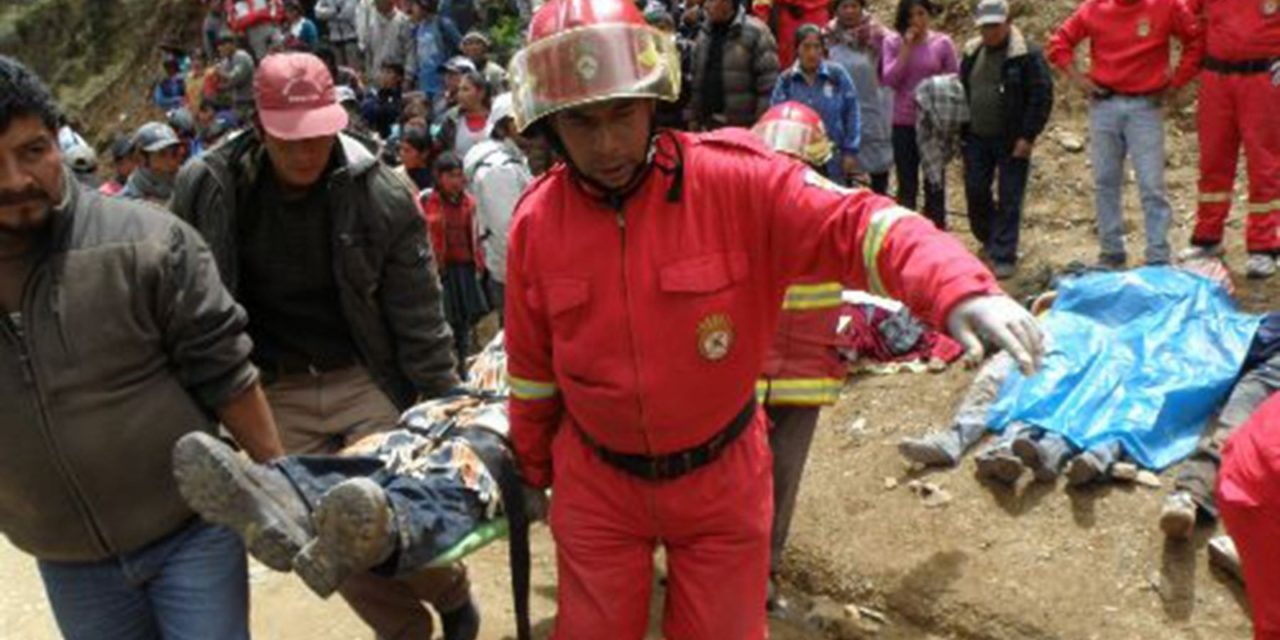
[1246,253,1276,279]
[1178,244,1224,261]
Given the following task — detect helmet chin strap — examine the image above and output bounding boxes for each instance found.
[548,120,661,210]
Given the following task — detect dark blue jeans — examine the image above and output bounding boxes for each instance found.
[37,519,249,640]
[963,134,1031,265]
[277,439,486,576]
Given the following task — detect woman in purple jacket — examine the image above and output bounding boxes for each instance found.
[881,0,956,228]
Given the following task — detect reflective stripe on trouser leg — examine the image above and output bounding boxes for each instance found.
[1241,72,1280,254]
[1194,72,1242,246]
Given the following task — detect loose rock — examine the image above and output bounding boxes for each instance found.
[1135,471,1163,489]
[1110,462,1140,482]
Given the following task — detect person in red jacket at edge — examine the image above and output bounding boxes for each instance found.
[504,0,1045,636]
[1181,0,1280,278]
[1217,392,1280,639]
[749,101,848,613]
[753,0,828,68]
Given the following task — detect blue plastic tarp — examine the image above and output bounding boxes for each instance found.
[986,267,1262,470]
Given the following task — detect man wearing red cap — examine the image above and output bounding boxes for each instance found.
[171,52,479,640]
[1181,0,1280,278]
[504,1,1045,636]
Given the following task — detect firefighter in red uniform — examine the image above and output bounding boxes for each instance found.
[752,0,829,68]
[503,0,1044,636]
[1183,0,1280,278]
[1217,392,1280,639]
[750,102,847,611]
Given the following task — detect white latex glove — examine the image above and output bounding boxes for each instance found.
[947,295,1045,375]
[1272,60,1280,87]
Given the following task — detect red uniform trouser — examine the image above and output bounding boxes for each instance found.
[547,413,773,640]
[1217,424,1280,638]
[755,4,830,69]
[1194,70,1280,254]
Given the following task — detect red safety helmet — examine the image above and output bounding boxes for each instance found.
[508,0,682,133]
[751,101,834,168]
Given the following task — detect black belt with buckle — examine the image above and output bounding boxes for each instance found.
[1204,55,1279,75]
[258,355,358,383]
[1092,85,1162,101]
[575,398,758,482]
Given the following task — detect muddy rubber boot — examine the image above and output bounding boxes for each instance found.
[441,599,481,640]
[293,477,396,598]
[975,450,1025,485]
[898,432,961,467]
[1159,491,1198,540]
[172,432,313,571]
[1065,452,1107,488]
[1208,535,1244,583]
[1011,435,1066,483]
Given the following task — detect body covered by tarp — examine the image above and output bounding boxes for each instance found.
[986,267,1262,470]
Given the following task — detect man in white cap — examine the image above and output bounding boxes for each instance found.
[171,51,480,640]
[121,121,186,205]
[460,30,507,91]
[959,0,1053,279]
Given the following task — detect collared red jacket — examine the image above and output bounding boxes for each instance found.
[505,130,1001,488]
[757,281,846,407]
[1183,0,1280,62]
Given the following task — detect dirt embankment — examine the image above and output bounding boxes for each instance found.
[0,0,203,146]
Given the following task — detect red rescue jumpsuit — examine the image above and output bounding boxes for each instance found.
[505,129,999,639]
[1185,0,1280,253]
[1218,392,1280,639]
[223,0,286,32]
[752,0,830,69]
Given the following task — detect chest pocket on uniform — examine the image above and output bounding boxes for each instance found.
[659,251,749,294]
[541,278,591,339]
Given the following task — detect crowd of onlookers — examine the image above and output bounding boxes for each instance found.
[65,0,1237,300]
[53,0,1263,378]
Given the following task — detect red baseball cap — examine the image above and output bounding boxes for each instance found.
[254,53,349,140]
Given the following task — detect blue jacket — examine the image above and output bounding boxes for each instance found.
[410,16,462,97]
[153,75,186,111]
[770,61,861,177]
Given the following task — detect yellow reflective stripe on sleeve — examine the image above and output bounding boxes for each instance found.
[1198,191,1233,204]
[861,207,919,297]
[1246,200,1280,214]
[781,282,844,311]
[756,378,845,406]
[509,376,558,400]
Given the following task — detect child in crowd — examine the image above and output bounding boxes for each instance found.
[422,153,488,376]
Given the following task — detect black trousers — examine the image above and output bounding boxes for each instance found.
[892,125,947,228]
